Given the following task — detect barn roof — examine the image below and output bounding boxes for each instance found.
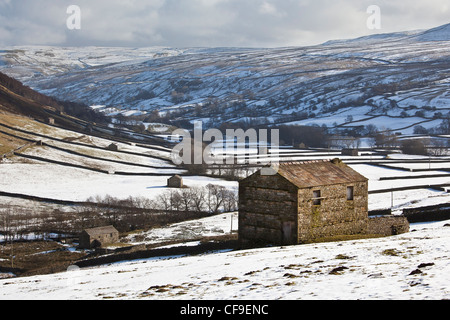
[83,225,118,237]
[262,158,367,189]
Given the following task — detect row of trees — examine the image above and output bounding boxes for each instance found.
[155,185,237,214]
[413,117,450,135]
[0,185,238,240]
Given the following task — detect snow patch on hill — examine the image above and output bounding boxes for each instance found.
[416,23,450,41]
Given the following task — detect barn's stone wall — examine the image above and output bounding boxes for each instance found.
[239,174,299,245]
[239,174,372,245]
[297,182,369,242]
[367,216,410,236]
[238,161,410,247]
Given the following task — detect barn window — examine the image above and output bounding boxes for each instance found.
[313,190,322,206]
[347,186,354,201]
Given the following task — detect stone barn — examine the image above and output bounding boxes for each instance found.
[240,159,367,246]
[168,175,184,188]
[239,159,409,246]
[79,225,119,249]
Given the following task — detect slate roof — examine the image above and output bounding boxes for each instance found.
[268,158,367,188]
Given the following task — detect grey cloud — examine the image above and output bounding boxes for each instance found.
[0,0,448,47]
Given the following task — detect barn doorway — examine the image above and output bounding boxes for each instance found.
[282,221,296,245]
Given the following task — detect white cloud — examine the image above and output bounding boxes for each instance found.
[259,1,281,16]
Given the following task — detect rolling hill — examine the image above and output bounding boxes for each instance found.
[0,72,63,120]
[0,23,449,134]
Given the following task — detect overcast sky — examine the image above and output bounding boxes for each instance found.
[0,0,448,48]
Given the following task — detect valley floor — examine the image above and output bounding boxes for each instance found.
[1,219,449,300]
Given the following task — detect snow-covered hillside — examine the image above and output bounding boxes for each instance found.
[416,23,450,41]
[0,101,448,301]
[1,218,449,300]
[1,112,448,211]
[1,23,449,132]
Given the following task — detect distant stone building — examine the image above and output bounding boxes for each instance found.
[167,175,183,188]
[341,148,359,156]
[85,124,93,134]
[79,225,119,249]
[239,159,408,246]
[107,143,119,151]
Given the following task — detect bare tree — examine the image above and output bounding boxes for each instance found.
[170,190,183,212]
[179,188,194,212]
[190,187,206,213]
[156,192,173,211]
[1,209,15,243]
[206,184,227,214]
[223,190,238,212]
[428,138,448,156]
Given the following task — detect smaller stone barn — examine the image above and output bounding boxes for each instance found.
[168,175,183,188]
[79,225,119,249]
[341,148,359,156]
[107,143,119,151]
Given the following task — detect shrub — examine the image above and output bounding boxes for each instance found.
[400,139,427,155]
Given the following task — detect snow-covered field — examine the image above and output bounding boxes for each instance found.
[1,130,449,209]
[124,212,239,246]
[0,129,448,302]
[1,131,448,301]
[0,158,446,214]
[1,218,449,300]
[0,162,236,202]
[1,158,447,209]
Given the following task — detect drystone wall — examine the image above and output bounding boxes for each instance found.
[367,216,410,236]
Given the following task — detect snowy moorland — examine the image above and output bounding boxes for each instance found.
[1,24,449,133]
[0,218,449,300]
